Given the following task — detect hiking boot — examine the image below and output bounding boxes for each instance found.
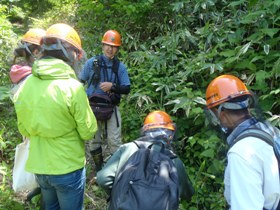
[90,147,103,172]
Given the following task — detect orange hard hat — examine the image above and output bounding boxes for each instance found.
[22,28,46,45]
[206,75,252,109]
[102,30,121,46]
[142,111,175,131]
[44,23,82,51]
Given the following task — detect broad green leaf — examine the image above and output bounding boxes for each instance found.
[271,89,280,95]
[228,0,246,7]
[240,10,265,24]
[220,50,236,57]
[234,60,256,71]
[172,2,184,12]
[261,28,280,38]
[0,86,10,101]
[251,55,264,63]
[201,148,214,158]
[193,97,206,105]
[274,0,280,6]
[253,70,270,90]
[272,58,280,75]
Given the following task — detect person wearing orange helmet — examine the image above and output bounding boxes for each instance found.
[13,23,97,210]
[12,28,46,65]
[96,110,194,208]
[205,75,280,209]
[9,28,46,95]
[79,30,131,173]
[9,28,46,207]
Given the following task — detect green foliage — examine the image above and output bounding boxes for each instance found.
[75,0,280,208]
[0,160,40,209]
[8,5,26,22]
[0,99,26,209]
[29,0,79,29]
[1,0,280,209]
[0,99,21,165]
[0,5,18,86]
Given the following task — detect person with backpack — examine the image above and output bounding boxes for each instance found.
[79,30,131,172]
[204,74,280,210]
[96,110,194,210]
[13,23,97,210]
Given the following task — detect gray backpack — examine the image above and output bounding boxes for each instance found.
[109,141,179,210]
[231,127,280,163]
[231,127,280,210]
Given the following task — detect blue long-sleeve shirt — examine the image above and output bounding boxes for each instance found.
[78,55,130,97]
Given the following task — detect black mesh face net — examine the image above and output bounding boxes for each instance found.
[247,92,266,123]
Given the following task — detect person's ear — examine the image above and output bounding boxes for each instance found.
[219,109,228,120]
[33,49,39,56]
[219,109,235,128]
[77,50,83,60]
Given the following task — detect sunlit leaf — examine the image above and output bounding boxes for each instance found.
[237,42,251,57]
[264,44,270,55]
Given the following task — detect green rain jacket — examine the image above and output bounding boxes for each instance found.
[13,57,97,175]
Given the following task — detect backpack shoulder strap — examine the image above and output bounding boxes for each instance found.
[89,55,102,87]
[134,140,177,159]
[112,57,120,73]
[112,57,120,84]
[133,141,141,149]
[133,140,153,150]
[232,128,274,148]
[164,148,177,159]
[232,128,280,162]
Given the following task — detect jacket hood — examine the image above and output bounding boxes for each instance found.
[32,57,77,80]
[9,64,32,84]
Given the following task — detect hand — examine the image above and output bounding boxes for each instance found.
[100,82,113,93]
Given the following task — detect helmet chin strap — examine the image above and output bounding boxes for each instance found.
[21,42,36,60]
[221,126,230,134]
[42,39,71,60]
[42,39,79,70]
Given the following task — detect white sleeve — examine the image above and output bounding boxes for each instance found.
[225,152,264,210]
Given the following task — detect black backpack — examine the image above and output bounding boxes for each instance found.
[109,141,180,210]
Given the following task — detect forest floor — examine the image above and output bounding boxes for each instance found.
[0,160,108,210]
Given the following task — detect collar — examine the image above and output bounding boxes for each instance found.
[101,54,114,66]
[227,117,258,146]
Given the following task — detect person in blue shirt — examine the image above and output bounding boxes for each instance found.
[79,30,131,172]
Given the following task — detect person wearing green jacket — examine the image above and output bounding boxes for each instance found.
[13,23,97,210]
[97,111,194,209]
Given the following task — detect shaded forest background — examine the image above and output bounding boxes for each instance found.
[0,0,279,209]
